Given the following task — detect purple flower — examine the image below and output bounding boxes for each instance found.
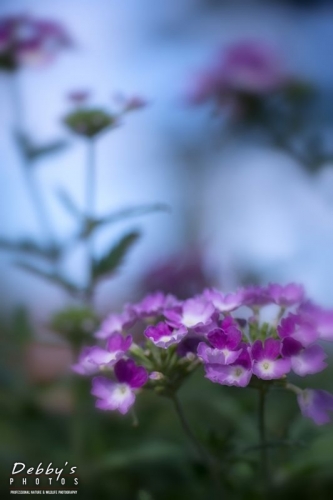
[165,296,215,329]
[204,348,252,387]
[252,338,291,380]
[0,15,71,70]
[72,347,100,375]
[241,285,272,307]
[278,314,318,346]
[91,359,147,414]
[267,283,304,307]
[187,40,287,108]
[88,333,132,365]
[203,288,244,312]
[281,338,327,376]
[199,317,243,364]
[132,292,178,318]
[297,389,333,425]
[299,301,333,342]
[144,322,187,349]
[68,90,90,105]
[95,310,136,339]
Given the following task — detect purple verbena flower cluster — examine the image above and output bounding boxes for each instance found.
[0,14,71,70]
[73,285,333,424]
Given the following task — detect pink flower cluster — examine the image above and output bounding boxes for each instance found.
[187,40,289,109]
[73,285,333,424]
[0,14,71,69]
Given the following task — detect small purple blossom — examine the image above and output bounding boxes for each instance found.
[267,283,304,307]
[203,288,244,312]
[95,310,136,339]
[92,359,147,414]
[252,338,291,380]
[144,322,187,349]
[72,347,100,376]
[281,338,327,376]
[204,348,252,387]
[88,333,132,365]
[165,296,215,329]
[299,301,333,342]
[278,314,318,347]
[0,15,71,70]
[297,389,333,425]
[131,292,178,318]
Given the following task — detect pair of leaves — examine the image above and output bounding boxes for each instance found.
[15,131,68,163]
[14,230,141,295]
[0,237,61,262]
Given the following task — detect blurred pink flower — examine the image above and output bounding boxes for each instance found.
[68,90,90,105]
[187,40,288,107]
[0,14,72,70]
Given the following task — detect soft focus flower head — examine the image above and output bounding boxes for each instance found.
[63,108,118,138]
[297,389,333,425]
[0,14,72,71]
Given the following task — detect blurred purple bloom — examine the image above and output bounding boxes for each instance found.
[72,346,100,375]
[299,301,333,341]
[0,14,71,70]
[281,338,327,376]
[92,359,147,414]
[144,322,187,349]
[203,288,244,312]
[267,283,304,307]
[187,40,288,108]
[278,314,318,346]
[297,389,333,425]
[68,90,90,105]
[132,292,178,318]
[165,296,215,329]
[241,285,272,307]
[142,251,212,300]
[95,310,136,339]
[252,338,291,380]
[88,333,132,365]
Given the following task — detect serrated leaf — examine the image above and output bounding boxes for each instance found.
[15,261,80,295]
[0,238,61,261]
[92,231,140,281]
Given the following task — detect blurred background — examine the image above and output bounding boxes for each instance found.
[1,0,333,499]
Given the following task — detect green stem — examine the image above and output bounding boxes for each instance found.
[10,73,56,245]
[84,138,96,305]
[258,387,270,496]
[171,394,223,499]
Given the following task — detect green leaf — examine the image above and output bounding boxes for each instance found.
[0,237,61,261]
[92,230,140,281]
[78,203,169,240]
[15,132,68,163]
[27,139,68,161]
[56,188,81,218]
[15,261,80,296]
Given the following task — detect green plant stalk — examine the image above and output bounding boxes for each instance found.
[171,394,223,499]
[10,72,56,245]
[84,138,96,304]
[258,386,270,497]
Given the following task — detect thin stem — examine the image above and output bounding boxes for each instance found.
[84,138,96,305]
[258,387,270,496]
[171,394,223,499]
[9,72,56,245]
